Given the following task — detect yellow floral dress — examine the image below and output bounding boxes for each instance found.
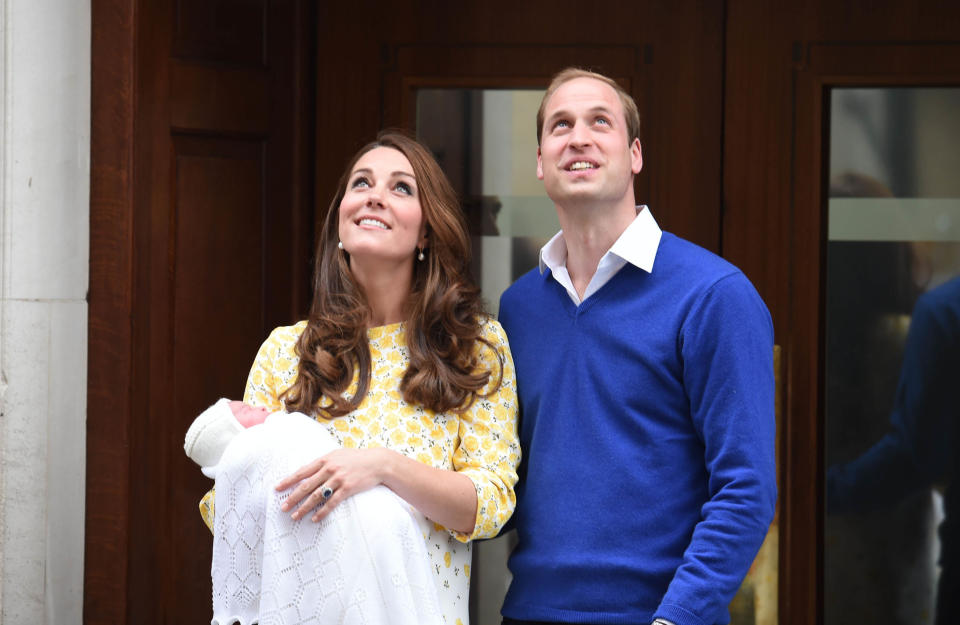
[200,318,520,624]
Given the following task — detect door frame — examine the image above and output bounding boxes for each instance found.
[786,41,960,624]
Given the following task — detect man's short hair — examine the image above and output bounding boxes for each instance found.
[536,67,641,146]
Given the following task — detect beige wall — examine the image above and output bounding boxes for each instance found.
[0,0,90,622]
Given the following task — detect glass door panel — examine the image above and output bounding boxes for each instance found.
[416,87,549,625]
[416,88,553,311]
[825,87,960,625]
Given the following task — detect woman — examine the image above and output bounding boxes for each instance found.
[198,131,520,625]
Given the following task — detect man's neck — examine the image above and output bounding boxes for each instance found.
[555,200,636,298]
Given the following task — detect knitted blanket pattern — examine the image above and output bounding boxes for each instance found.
[210,413,442,625]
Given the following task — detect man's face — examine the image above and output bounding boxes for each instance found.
[537,77,642,209]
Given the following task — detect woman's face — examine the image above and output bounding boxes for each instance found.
[338,147,426,265]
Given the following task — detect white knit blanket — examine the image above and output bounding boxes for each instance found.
[209,412,443,625]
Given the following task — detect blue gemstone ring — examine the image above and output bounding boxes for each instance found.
[320,485,334,500]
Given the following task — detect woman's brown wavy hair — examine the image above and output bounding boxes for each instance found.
[281,131,503,418]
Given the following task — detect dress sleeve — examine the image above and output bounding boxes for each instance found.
[449,319,521,542]
[243,326,296,411]
[199,326,296,531]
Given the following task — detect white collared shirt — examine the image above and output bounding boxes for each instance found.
[539,205,662,305]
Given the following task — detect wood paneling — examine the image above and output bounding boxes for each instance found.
[169,135,269,437]
[168,135,269,614]
[173,0,267,66]
[171,64,270,133]
[724,3,960,623]
[87,0,135,621]
[315,0,725,252]
[87,0,314,621]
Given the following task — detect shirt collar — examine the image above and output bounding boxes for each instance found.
[539,205,662,275]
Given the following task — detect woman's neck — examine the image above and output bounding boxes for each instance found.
[349,257,414,327]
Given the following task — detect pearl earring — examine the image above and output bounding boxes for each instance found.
[337,241,344,250]
[418,248,425,261]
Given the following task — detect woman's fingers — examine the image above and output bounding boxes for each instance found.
[290,477,340,520]
[276,449,385,521]
[310,482,347,522]
[276,458,327,511]
[274,457,325,492]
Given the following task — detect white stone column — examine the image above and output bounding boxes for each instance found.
[0,0,90,623]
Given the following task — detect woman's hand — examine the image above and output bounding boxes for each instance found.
[274,446,478,533]
[275,447,390,522]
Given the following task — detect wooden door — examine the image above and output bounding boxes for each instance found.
[312,3,725,624]
[87,0,314,622]
[724,2,960,623]
[313,0,725,253]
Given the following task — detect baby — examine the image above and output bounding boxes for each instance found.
[184,398,272,476]
[184,399,442,625]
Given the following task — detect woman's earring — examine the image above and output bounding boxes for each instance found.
[338,241,344,250]
[417,247,425,261]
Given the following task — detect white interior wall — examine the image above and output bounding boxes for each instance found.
[472,89,547,625]
[477,90,555,313]
[0,0,90,623]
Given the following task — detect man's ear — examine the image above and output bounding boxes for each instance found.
[630,139,643,175]
[536,147,544,180]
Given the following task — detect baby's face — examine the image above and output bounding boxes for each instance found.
[229,401,270,427]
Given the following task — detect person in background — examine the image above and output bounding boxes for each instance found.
[828,274,960,625]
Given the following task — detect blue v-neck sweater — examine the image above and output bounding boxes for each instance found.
[499,232,776,625]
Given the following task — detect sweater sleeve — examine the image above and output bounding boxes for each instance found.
[655,273,777,625]
[449,319,522,542]
[199,325,298,532]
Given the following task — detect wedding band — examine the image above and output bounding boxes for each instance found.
[320,485,334,499]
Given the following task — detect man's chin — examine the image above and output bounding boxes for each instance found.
[550,182,602,201]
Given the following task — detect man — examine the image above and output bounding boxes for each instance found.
[498,67,777,625]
